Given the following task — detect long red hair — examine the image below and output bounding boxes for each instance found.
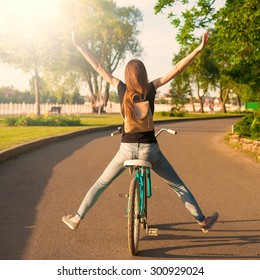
[123,59,149,120]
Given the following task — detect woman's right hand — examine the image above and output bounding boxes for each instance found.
[71,29,80,48]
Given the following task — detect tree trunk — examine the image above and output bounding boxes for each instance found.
[104,82,110,107]
[221,102,227,113]
[85,72,96,113]
[196,84,204,113]
[236,94,242,110]
[190,95,196,112]
[198,96,204,113]
[34,69,40,116]
[223,88,229,113]
[188,83,195,112]
[219,84,229,113]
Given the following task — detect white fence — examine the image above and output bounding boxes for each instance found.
[0,102,241,116]
[0,102,93,115]
[0,102,173,115]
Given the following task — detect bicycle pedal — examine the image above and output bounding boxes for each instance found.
[119,193,129,198]
[148,228,159,236]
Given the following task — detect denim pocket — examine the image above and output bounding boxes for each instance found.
[139,143,161,164]
[117,143,136,162]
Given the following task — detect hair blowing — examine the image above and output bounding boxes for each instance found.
[123,59,149,121]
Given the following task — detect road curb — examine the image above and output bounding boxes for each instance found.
[0,116,242,163]
[0,125,118,163]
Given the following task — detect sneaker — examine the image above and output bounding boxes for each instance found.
[200,212,219,233]
[62,215,79,230]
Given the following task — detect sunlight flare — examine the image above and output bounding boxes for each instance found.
[0,0,62,33]
[0,0,61,19]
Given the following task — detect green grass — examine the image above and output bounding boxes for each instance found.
[79,114,123,126]
[0,126,89,151]
[0,113,240,151]
[0,114,124,151]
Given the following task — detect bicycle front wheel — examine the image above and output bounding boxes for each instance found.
[128,177,141,256]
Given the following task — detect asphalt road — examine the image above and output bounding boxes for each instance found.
[0,117,259,260]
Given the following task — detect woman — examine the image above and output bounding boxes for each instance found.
[62,30,218,233]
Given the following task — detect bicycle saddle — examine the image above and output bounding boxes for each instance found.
[124,160,152,168]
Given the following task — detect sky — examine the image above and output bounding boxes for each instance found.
[0,0,225,94]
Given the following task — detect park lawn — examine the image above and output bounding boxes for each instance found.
[0,113,237,151]
[0,126,91,151]
[0,114,124,151]
[0,114,126,151]
[79,114,123,126]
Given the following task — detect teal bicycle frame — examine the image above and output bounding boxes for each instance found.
[136,166,151,216]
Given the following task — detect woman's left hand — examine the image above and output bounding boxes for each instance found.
[71,29,80,48]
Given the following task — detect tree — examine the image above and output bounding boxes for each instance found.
[213,0,260,99]
[191,43,219,112]
[0,86,33,103]
[0,6,59,115]
[171,39,219,112]
[55,0,143,111]
[171,49,192,111]
[170,73,190,112]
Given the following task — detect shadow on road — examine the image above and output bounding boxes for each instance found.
[0,131,107,260]
[138,220,260,259]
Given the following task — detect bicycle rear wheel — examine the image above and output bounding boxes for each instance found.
[128,177,141,256]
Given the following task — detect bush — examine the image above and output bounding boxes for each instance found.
[170,111,185,117]
[234,111,260,140]
[250,114,260,139]
[4,116,18,126]
[157,111,168,117]
[155,111,185,118]
[5,115,81,126]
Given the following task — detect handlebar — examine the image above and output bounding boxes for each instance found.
[111,127,177,137]
[155,128,177,137]
[111,127,123,136]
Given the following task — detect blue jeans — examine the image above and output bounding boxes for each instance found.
[77,143,204,222]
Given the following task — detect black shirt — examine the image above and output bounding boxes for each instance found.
[117,80,157,143]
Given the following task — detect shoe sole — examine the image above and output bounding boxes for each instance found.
[201,213,219,233]
[62,216,78,230]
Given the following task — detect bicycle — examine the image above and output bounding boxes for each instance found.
[111,127,177,256]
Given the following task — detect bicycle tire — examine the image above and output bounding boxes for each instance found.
[128,177,141,256]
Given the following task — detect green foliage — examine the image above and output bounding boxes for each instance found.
[155,0,217,45]
[158,98,169,104]
[4,117,18,126]
[0,84,85,104]
[170,110,185,117]
[0,87,34,103]
[154,0,259,104]
[108,91,119,103]
[59,0,143,105]
[234,111,260,140]
[170,57,190,110]
[214,0,260,94]
[155,111,169,117]
[5,115,81,127]
[154,111,184,117]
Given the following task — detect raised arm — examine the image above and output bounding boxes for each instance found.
[152,31,209,90]
[72,30,120,88]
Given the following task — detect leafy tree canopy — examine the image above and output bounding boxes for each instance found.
[154,0,260,102]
